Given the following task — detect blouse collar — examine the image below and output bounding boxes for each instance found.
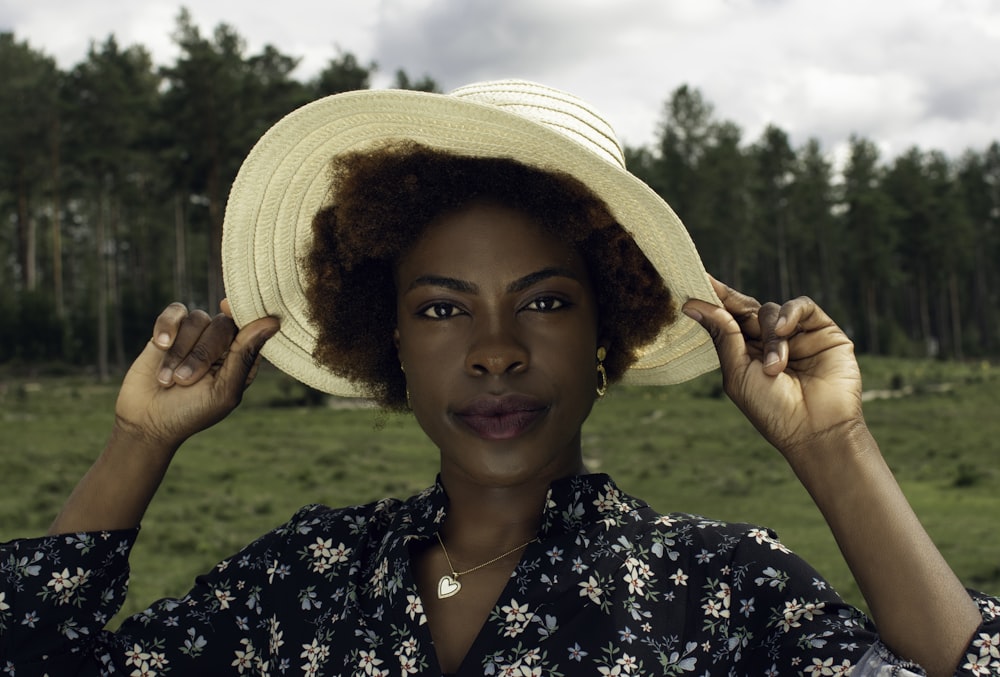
[399,473,648,540]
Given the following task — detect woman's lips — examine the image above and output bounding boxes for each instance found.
[454,394,548,440]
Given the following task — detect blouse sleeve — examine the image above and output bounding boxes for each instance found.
[0,529,137,673]
[0,504,331,675]
[725,525,1000,676]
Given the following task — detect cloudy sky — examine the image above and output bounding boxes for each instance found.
[5,0,1000,161]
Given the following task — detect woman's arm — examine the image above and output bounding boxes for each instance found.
[682,278,981,677]
[48,302,279,534]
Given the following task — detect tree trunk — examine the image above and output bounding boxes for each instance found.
[776,216,790,301]
[934,284,950,358]
[50,179,63,318]
[174,193,189,304]
[949,270,964,360]
[16,173,37,291]
[865,281,880,355]
[109,198,126,371]
[97,191,109,382]
[50,116,64,318]
[208,199,225,312]
[918,270,933,356]
[207,168,224,312]
[973,240,995,352]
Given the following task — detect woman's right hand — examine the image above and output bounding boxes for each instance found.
[114,302,280,452]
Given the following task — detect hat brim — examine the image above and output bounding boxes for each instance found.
[222,89,720,397]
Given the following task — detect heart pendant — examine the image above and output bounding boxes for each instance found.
[437,574,461,599]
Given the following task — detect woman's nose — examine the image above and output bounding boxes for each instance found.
[464,318,529,376]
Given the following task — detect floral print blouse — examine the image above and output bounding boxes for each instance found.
[2,473,999,676]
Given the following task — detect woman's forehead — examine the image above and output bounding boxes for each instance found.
[396,202,590,286]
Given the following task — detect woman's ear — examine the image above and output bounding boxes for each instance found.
[393,328,401,352]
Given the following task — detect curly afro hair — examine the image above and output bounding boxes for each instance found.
[303,141,675,410]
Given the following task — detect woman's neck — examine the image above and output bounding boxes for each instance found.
[437,459,587,555]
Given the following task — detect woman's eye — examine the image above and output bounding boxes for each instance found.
[525,297,566,312]
[420,303,461,319]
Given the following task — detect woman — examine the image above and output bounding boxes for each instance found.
[1,80,997,676]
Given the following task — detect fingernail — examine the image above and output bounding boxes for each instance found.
[155,332,171,347]
[682,308,703,323]
[174,365,192,380]
[775,317,787,331]
[764,352,780,367]
[157,367,173,384]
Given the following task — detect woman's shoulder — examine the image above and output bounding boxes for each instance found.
[575,475,789,557]
[630,502,796,567]
[271,483,444,545]
[648,510,782,542]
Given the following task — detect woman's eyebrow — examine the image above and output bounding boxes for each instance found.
[507,267,581,293]
[406,275,478,293]
[406,267,579,294]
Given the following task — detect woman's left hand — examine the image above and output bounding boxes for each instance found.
[682,277,864,462]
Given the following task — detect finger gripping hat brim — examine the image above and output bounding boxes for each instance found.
[222,80,720,397]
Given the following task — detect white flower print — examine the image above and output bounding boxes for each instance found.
[830,659,853,676]
[670,569,689,586]
[497,599,534,638]
[308,538,333,559]
[702,597,726,619]
[778,599,826,633]
[398,653,419,674]
[404,594,424,623]
[148,652,168,670]
[803,656,834,676]
[214,587,236,610]
[397,637,419,656]
[502,600,529,623]
[357,649,383,674]
[578,576,603,603]
[623,570,645,595]
[124,643,150,667]
[974,632,1000,659]
[963,653,998,676]
[617,652,638,673]
[232,638,257,674]
[369,558,389,598]
[47,568,76,593]
[300,638,330,675]
[269,615,285,655]
[593,493,617,513]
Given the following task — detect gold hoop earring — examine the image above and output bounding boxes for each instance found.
[401,364,412,409]
[596,347,608,398]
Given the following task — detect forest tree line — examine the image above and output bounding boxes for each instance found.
[2,10,999,380]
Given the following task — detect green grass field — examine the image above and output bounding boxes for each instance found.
[1,357,998,626]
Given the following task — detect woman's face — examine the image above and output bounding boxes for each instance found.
[395,202,601,489]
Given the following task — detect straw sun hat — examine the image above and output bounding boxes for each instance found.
[222,79,721,397]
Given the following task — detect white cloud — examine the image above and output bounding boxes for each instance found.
[3,0,999,158]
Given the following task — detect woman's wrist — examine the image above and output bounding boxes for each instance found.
[778,417,877,487]
[109,415,183,462]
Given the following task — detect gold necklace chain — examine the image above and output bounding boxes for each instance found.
[435,531,538,599]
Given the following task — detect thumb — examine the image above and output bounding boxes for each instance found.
[682,299,750,373]
[215,317,280,393]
